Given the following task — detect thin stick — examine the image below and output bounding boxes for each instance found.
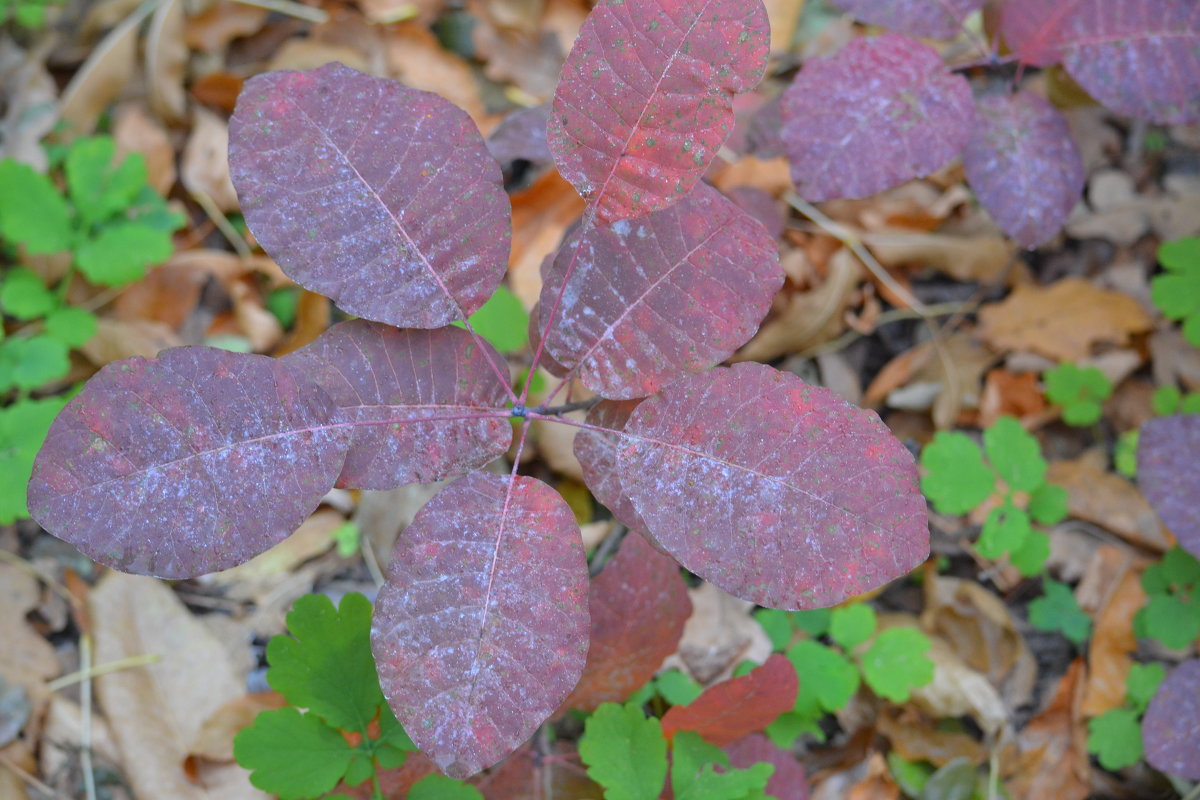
[80,633,97,800]
[798,302,965,358]
[1181,782,1200,800]
[359,531,386,589]
[46,653,161,692]
[190,189,252,258]
[231,0,328,23]
[0,549,71,600]
[0,751,73,800]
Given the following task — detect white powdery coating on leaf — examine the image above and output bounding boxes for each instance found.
[830,0,986,39]
[1142,659,1200,779]
[963,91,1084,249]
[1138,414,1200,558]
[780,33,974,202]
[575,399,649,531]
[371,473,589,778]
[618,363,929,609]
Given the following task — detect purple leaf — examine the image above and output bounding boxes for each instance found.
[575,399,649,531]
[548,0,770,223]
[1138,414,1200,558]
[1142,659,1200,779]
[724,733,810,799]
[780,33,974,202]
[27,348,350,578]
[962,91,1084,249]
[538,183,782,399]
[228,62,510,328]
[283,321,512,490]
[1059,0,1200,125]
[560,531,691,712]
[371,472,589,777]
[829,0,985,39]
[486,105,552,169]
[617,363,928,609]
[1002,0,1200,124]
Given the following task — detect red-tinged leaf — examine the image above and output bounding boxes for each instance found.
[575,399,649,530]
[472,744,605,798]
[724,733,810,799]
[1138,415,1200,558]
[539,184,781,399]
[962,91,1084,249]
[830,0,985,39]
[1000,0,1082,66]
[780,34,974,202]
[660,654,797,746]
[27,348,350,579]
[560,532,692,712]
[1142,659,1200,780]
[618,363,929,609]
[548,0,770,223]
[1058,0,1200,124]
[228,62,510,328]
[283,321,511,490]
[371,472,589,778]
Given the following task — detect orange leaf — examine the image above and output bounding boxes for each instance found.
[660,654,797,747]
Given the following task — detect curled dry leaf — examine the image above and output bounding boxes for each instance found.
[113,103,176,194]
[671,582,772,684]
[182,107,239,212]
[977,278,1153,362]
[145,0,187,124]
[1046,458,1170,552]
[1080,561,1144,717]
[385,23,487,124]
[863,230,1017,285]
[58,2,151,135]
[1008,659,1089,800]
[184,0,269,53]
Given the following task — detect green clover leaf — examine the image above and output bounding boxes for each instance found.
[1044,363,1111,427]
[983,416,1045,493]
[859,628,933,703]
[578,702,668,800]
[0,159,73,254]
[919,431,994,515]
[1028,579,1091,646]
[1087,707,1143,771]
[233,707,355,800]
[829,603,877,650]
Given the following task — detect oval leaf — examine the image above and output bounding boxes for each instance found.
[284,321,512,490]
[999,0,1080,66]
[1142,658,1200,780]
[1059,0,1200,124]
[661,654,797,746]
[618,363,929,609]
[780,33,974,202]
[575,398,649,531]
[371,472,589,778]
[1138,414,1200,558]
[28,348,350,578]
[963,91,1084,249]
[229,62,511,328]
[830,0,985,39]
[548,0,770,222]
[539,184,782,398]
[560,531,692,713]
[724,734,810,800]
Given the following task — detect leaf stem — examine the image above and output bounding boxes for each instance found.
[533,397,601,417]
[45,653,161,692]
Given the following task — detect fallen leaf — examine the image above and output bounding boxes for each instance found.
[145,0,187,124]
[0,39,58,170]
[229,280,284,352]
[1008,659,1089,800]
[561,532,692,712]
[910,635,1008,738]
[668,583,772,685]
[184,1,268,52]
[661,654,797,746]
[90,573,266,799]
[978,369,1050,428]
[471,743,604,799]
[977,278,1153,362]
[191,72,244,114]
[0,564,57,734]
[1047,458,1171,552]
[113,103,176,194]
[866,332,995,429]
[78,318,182,364]
[877,705,986,765]
[385,23,486,124]
[182,107,238,212]
[508,170,585,310]
[848,752,901,800]
[189,692,287,762]
[38,695,121,788]
[59,2,152,135]
[202,509,344,596]
[1079,561,1146,717]
[864,230,1017,284]
[711,155,793,197]
[273,290,331,356]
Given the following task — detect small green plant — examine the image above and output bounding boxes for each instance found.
[1043,363,1112,426]
[1113,384,1200,478]
[754,602,934,747]
[920,416,1068,576]
[0,0,63,28]
[1086,662,1166,771]
[233,593,480,799]
[1152,236,1200,347]
[0,138,182,522]
[887,753,991,800]
[1027,578,1091,646]
[1133,546,1200,650]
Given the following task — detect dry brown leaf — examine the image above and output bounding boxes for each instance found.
[355,482,449,569]
[268,38,373,74]
[910,635,1008,736]
[711,156,793,197]
[113,262,208,329]
[0,39,58,170]
[91,573,266,800]
[0,765,29,800]
[191,72,244,114]
[189,692,287,762]
[229,281,284,352]
[59,2,151,135]
[273,290,331,356]
[0,563,59,724]
[182,107,238,212]
[203,509,343,595]
[863,230,1017,284]
[865,332,994,429]
[765,0,804,54]
[1151,328,1200,389]
[977,278,1153,362]
[38,695,121,789]
[184,1,268,52]
[385,23,486,124]
[1047,458,1172,552]
[472,17,565,101]
[667,583,772,685]
[1008,659,1090,800]
[113,103,176,195]
[979,369,1051,428]
[146,0,187,124]
[79,318,182,364]
[508,170,585,310]
[734,248,861,363]
[877,706,986,766]
[847,752,901,800]
[534,412,585,482]
[1080,562,1146,716]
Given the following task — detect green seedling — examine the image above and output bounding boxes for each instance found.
[1027,578,1091,646]
[1152,236,1200,347]
[0,138,182,523]
[0,0,63,28]
[233,593,478,799]
[1043,363,1111,426]
[920,416,1068,576]
[1133,547,1200,650]
[757,602,933,748]
[1086,662,1166,771]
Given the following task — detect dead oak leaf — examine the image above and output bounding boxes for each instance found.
[977,278,1151,362]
